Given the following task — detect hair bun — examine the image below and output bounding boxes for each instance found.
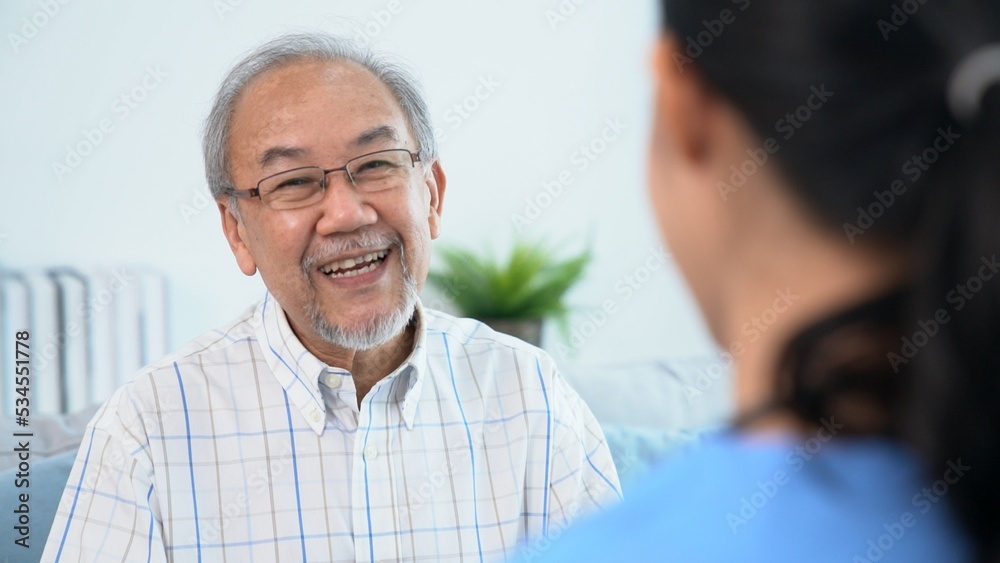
[947,44,1000,123]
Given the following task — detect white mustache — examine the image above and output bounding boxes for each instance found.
[301,229,404,272]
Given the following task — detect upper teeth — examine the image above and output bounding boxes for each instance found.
[320,249,389,275]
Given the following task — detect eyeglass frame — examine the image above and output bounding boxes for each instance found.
[222,147,424,206]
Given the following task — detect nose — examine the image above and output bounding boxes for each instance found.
[314,171,378,235]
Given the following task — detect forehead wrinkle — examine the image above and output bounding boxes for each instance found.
[231,61,412,179]
[352,125,401,149]
[258,146,309,168]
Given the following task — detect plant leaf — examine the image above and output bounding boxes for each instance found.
[427,238,591,320]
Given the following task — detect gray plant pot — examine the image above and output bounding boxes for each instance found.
[480,318,544,347]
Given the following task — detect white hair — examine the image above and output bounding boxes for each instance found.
[202,31,438,201]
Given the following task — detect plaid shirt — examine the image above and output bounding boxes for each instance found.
[42,293,621,562]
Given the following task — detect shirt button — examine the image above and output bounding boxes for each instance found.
[310,409,322,422]
[324,373,341,388]
[363,445,378,461]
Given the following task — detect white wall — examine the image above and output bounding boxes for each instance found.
[0,0,716,366]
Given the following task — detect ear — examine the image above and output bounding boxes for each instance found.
[424,160,447,239]
[217,199,258,276]
[652,34,715,166]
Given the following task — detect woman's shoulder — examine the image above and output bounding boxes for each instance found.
[527,430,974,562]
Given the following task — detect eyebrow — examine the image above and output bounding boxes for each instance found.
[258,146,307,168]
[352,125,400,149]
[255,125,401,169]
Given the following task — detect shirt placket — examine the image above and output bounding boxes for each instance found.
[352,375,403,563]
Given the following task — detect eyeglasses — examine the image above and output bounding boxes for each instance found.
[225,148,422,210]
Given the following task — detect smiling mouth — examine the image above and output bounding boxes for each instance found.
[319,249,390,279]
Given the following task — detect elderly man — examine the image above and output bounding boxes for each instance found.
[42,33,620,562]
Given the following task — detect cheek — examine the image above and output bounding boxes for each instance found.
[647,140,713,302]
[647,142,682,252]
[393,190,435,278]
[246,213,313,269]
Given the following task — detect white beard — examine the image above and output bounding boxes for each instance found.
[302,229,419,351]
[306,269,418,351]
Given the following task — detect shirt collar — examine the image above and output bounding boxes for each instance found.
[255,292,329,434]
[398,299,428,430]
[254,291,429,434]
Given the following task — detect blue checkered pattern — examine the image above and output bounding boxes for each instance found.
[41,293,621,562]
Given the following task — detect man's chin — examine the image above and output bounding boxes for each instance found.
[308,301,416,351]
[305,255,420,351]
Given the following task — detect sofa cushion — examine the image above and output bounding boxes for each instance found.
[0,404,100,472]
[0,449,77,562]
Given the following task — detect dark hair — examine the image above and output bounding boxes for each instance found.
[660,0,1000,558]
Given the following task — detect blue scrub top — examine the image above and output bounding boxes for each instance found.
[516,429,973,562]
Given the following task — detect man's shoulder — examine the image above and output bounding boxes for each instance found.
[88,300,264,432]
[422,308,551,360]
[108,300,262,402]
[418,308,570,400]
[141,300,262,374]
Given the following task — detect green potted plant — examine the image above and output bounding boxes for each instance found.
[427,239,591,347]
